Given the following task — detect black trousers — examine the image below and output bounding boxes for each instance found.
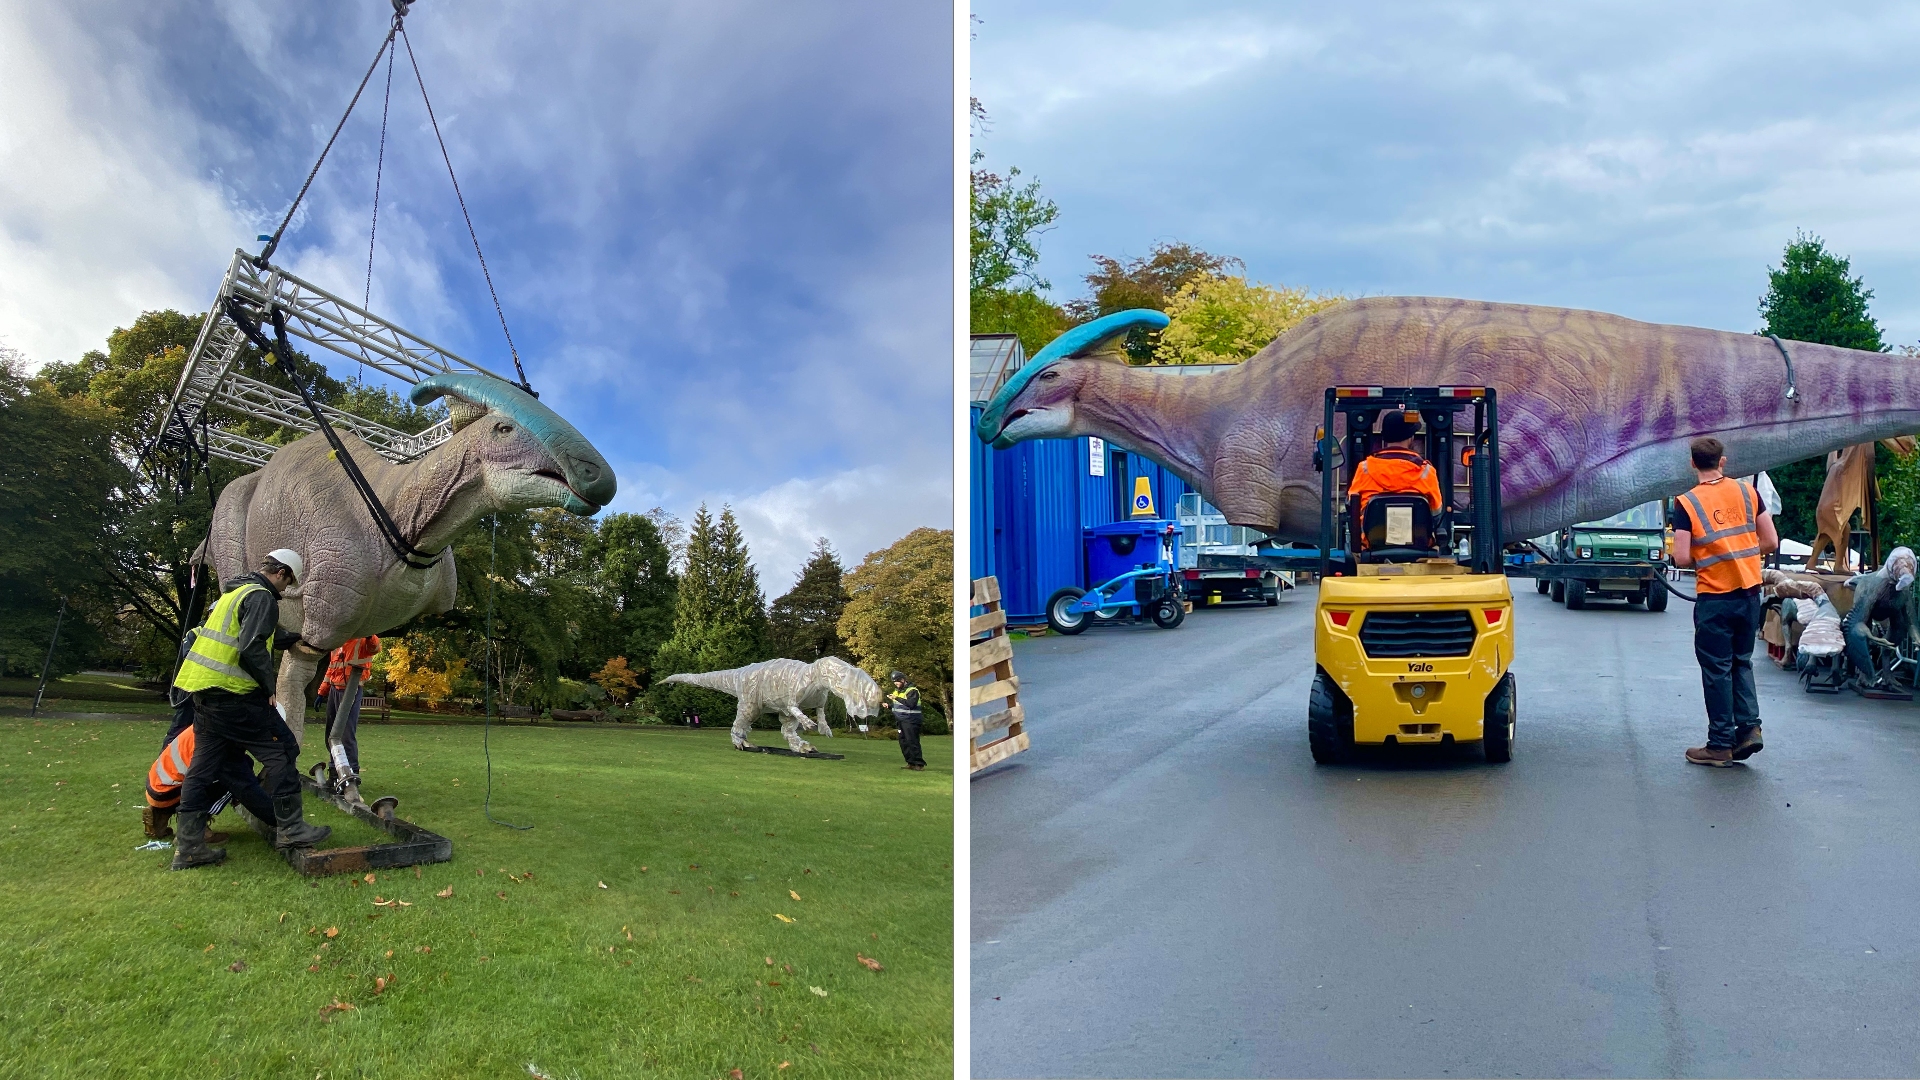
[1694,587,1762,748]
[178,690,302,816]
[897,714,925,767]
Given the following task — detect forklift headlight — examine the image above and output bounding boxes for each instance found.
[1578,546,1593,559]
[1649,547,1663,561]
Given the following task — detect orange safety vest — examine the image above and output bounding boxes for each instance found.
[145,727,196,809]
[321,635,380,693]
[1348,448,1443,518]
[1679,477,1764,593]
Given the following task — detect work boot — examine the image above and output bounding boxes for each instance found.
[271,794,331,850]
[142,805,174,840]
[1686,745,1735,767]
[1733,725,1765,760]
[234,803,275,841]
[169,812,227,870]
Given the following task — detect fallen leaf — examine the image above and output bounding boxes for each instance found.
[783,963,793,974]
[624,927,633,941]
[228,961,248,973]
[373,898,395,908]
[507,873,522,883]
[363,873,376,884]
[436,885,454,899]
[639,866,648,873]
[779,1063,790,1070]
[773,913,794,923]
[373,975,390,994]
[768,980,783,987]
[497,891,508,900]
[856,953,883,972]
[688,864,699,870]
[523,871,534,880]
[278,912,288,924]
[765,956,774,966]
[319,1000,356,1020]
[204,944,215,953]
[414,866,421,879]
[384,950,393,959]
[809,986,828,997]
[308,965,320,972]
[597,881,608,889]
[324,927,339,939]
[417,946,432,954]
[729,1070,744,1080]
[790,890,802,901]
[397,900,412,907]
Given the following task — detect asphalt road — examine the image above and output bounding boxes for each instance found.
[971,584,1920,1078]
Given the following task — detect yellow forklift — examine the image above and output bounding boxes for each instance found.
[1308,386,1516,764]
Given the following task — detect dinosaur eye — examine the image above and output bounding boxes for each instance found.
[494,422,514,435]
[1038,369,1060,381]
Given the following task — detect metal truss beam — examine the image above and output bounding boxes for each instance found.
[154,249,505,469]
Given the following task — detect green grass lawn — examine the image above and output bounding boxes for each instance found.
[0,717,952,1078]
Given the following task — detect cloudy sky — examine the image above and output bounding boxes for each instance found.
[0,0,952,590]
[971,2,1920,345]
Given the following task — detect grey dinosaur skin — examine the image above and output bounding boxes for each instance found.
[979,297,1920,543]
[664,657,882,754]
[206,378,616,747]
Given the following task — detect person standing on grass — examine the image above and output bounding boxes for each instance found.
[885,670,926,771]
[319,635,380,776]
[1671,437,1778,767]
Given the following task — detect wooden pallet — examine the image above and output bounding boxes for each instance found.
[970,576,1029,773]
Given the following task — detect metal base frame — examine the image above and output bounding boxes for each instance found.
[282,774,452,875]
[734,745,845,760]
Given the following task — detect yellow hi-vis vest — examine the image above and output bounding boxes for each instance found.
[172,583,271,695]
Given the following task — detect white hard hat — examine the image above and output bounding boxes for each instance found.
[265,548,304,584]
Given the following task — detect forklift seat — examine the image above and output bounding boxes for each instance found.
[1354,493,1438,563]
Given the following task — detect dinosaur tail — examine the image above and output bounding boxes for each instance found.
[660,670,743,696]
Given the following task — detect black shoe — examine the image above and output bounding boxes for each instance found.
[170,811,227,870]
[1733,725,1765,760]
[271,794,331,850]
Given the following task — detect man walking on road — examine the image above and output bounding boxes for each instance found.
[169,549,333,869]
[1671,437,1778,766]
[885,671,926,771]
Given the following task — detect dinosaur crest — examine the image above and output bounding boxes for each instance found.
[411,373,616,514]
[975,309,1169,449]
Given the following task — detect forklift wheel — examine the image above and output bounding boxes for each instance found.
[1535,577,1549,595]
[1483,672,1515,763]
[1308,670,1354,764]
[1566,578,1589,610]
[1045,588,1092,636]
[1550,580,1565,603]
[1646,582,1669,612]
[1151,598,1186,628]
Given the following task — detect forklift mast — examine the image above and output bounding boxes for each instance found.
[1316,386,1502,579]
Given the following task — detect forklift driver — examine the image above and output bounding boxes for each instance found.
[1348,410,1443,522]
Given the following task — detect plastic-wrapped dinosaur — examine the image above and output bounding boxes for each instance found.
[977,299,1920,542]
[203,373,616,751]
[662,657,883,754]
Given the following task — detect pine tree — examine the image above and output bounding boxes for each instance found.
[1758,233,1890,542]
[649,504,768,722]
[592,512,678,685]
[768,538,849,662]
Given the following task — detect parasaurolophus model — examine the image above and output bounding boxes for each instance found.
[977,299,1920,541]
[201,373,616,759]
[663,657,883,755]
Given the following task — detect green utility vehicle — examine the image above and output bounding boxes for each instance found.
[1536,500,1670,612]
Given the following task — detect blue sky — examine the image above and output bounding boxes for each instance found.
[0,0,952,589]
[971,2,1920,346]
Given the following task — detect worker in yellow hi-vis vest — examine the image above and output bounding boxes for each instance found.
[169,549,331,870]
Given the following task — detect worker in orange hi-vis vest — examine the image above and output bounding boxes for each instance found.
[1347,410,1443,526]
[143,717,277,843]
[1671,436,1779,768]
[318,636,381,779]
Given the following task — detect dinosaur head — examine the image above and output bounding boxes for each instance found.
[410,374,617,516]
[820,657,882,720]
[975,309,1170,449]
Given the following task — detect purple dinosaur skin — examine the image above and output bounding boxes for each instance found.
[979,296,1920,541]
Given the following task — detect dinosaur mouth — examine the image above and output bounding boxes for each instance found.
[531,468,602,515]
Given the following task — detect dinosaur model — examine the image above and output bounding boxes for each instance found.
[977,300,1920,543]
[662,657,882,754]
[203,373,616,753]
[1809,438,1916,573]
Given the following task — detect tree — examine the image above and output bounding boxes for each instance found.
[839,528,953,732]
[1757,234,1892,542]
[649,505,769,722]
[768,538,849,662]
[970,158,1071,356]
[1154,275,1346,365]
[592,512,678,685]
[590,656,641,705]
[0,351,121,676]
[1066,242,1241,362]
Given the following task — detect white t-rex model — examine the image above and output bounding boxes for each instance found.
[663,657,882,754]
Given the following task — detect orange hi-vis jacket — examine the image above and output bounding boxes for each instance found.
[1678,477,1765,594]
[1348,448,1443,519]
[320,636,380,694]
[145,727,196,809]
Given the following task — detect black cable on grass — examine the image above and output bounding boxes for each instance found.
[483,513,531,829]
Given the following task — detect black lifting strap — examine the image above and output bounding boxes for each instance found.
[223,299,443,569]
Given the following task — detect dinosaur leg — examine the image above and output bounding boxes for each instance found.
[275,647,327,753]
[731,701,755,750]
[780,705,816,753]
[814,704,834,738]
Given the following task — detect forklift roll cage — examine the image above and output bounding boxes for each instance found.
[1317,386,1503,579]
